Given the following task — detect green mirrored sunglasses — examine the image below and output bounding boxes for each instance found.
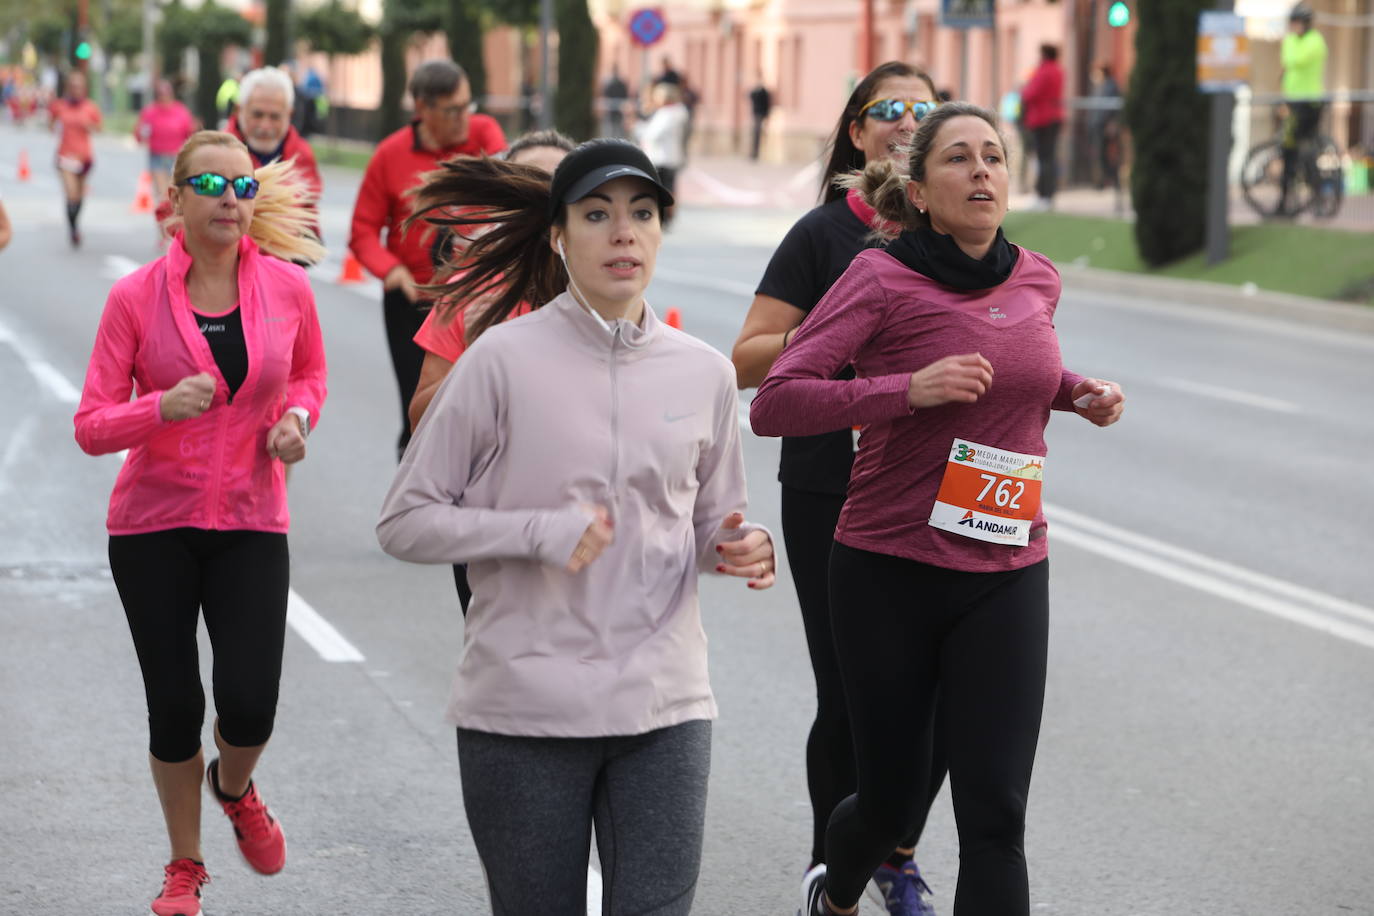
[181,172,260,199]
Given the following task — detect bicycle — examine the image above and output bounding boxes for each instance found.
[1241,105,1344,220]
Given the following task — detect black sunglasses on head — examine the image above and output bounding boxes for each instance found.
[181,172,261,199]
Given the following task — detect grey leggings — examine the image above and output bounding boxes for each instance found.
[456,719,711,916]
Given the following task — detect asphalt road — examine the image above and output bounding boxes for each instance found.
[1,122,1372,916]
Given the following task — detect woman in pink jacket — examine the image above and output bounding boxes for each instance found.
[74,130,325,916]
[378,139,775,915]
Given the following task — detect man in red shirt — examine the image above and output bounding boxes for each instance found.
[225,67,323,239]
[1019,44,1065,211]
[348,59,506,459]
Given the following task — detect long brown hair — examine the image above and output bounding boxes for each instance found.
[165,130,324,264]
[405,156,566,342]
[819,61,938,204]
[838,101,1007,237]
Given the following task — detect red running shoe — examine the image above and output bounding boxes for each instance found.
[151,858,209,916]
[207,758,287,875]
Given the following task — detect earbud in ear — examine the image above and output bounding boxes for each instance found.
[557,238,566,258]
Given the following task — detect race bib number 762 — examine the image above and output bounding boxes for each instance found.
[928,439,1045,547]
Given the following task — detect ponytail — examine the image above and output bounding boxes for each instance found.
[405,155,566,344]
[835,159,922,238]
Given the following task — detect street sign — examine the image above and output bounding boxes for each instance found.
[1197,11,1250,92]
[940,0,994,30]
[628,8,667,47]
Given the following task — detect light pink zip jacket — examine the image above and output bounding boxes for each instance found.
[377,292,767,738]
[74,234,327,535]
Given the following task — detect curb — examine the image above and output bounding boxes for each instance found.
[1058,265,1374,335]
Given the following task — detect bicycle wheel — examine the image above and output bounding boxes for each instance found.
[1307,136,1344,219]
[1240,139,1307,218]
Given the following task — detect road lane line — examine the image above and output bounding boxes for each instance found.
[287,588,365,662]
[653,267,756,298]
[103,254,143,280]
[587,866,602,914]
[1046,507,1374,651]
[0,317,82,403]
[0,416,38,493]
[1156,377,1300,413]
[1046,503,1374,628]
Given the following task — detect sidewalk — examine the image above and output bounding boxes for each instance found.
[676,152,1374,233]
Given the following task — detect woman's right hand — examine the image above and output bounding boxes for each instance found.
[907,353,994,409]
[159,372,217,421]
[566,505,614,573]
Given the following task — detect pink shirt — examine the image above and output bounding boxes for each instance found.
[414,298,534,363]
[751,246,1083,573]
[74,235,327,535]
[137,101,196,155]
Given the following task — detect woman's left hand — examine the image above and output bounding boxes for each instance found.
[714,511,776,590]
[266,414,307,463]
[1071,377,1125,427]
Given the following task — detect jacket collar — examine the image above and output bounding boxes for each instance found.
[165,233,264,393]
[547,290,662,357]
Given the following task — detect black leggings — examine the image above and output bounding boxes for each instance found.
[781,487,943,866]
[824,543,1049,913]
[108,528,290,763]
[383,288,427,459]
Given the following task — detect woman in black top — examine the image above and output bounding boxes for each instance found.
[730,62,944,916]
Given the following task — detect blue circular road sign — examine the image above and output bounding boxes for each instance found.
[628,8,667,47]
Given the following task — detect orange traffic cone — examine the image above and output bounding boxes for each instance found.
[664,307,682,329]
[131,171,154,213]
[17,149,31,182]
[337,253,366,284]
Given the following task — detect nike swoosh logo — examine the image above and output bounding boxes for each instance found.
[663,411,695,423]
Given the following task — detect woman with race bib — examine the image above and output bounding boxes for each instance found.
[750,101,1124,916]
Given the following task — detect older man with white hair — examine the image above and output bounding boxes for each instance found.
[228,66,323,238]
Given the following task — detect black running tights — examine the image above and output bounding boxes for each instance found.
[823,543,1049,914]
[109,528,289,763]
[383,288,427,459]
[781,486,942,867]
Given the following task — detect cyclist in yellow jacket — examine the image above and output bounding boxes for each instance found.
[1278,2,1327,215]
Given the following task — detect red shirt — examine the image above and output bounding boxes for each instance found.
[1019,60,1065,130]
[137,101,196,155]
[348,117,507,286]
[51,98,102,163]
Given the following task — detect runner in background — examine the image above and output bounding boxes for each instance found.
[226,67,324,244]
[750,101,1124,916]
[136,79,198,241]
[0,188,12,252]
[348,59,506,461]
[408,128,575,613]
[73,130,326,916]
[49,70,101,248]
[730,60,943,916]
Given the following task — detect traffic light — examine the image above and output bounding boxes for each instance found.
[74,40,92,61]
[1107,1,1131,27]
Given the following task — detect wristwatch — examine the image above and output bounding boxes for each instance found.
[286,406,310,438]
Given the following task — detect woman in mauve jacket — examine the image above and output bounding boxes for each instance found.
[74,129,325,916]
[378,139,775,915]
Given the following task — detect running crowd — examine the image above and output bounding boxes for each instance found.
[69,50,1124,916]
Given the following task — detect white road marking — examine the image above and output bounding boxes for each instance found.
[654,267,756,298]
[0,416,38,494]
[1156,377,1300,413]
[1046,502,1374,651]
[587,866,602,914]
[103,254,143,280]
[0,317,82,403]
[287,588,365,662]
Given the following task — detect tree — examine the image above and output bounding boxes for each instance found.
[554,0,596,140]
[186,1,252,126]
[378,0,442,137]
[263,0,289,67]
[297,0,374,139]
[28,16,67,59]
[1124,0,1211,266]
[102,9,144,61]
[445,0,485,104]
[157,0,196,79]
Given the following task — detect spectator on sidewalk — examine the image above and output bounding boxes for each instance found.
[1089,63,1121,191]
[1019,44,1065,211]
[1279,2,1327,216]
[635,81,689,228]
[748,74,773,161]
[601,65,629,138]
[654,57,682,87]
[226,67,323,243]
[348,59,506,460]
